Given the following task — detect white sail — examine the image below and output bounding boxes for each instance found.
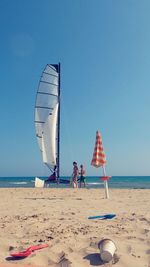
[35,64,59,171]
[42,104,58,168]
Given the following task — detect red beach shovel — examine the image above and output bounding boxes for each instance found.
[10,243,49,258]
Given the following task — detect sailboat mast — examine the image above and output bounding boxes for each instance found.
[57,62,61,178]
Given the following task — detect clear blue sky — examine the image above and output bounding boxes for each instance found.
[0,0,150,177]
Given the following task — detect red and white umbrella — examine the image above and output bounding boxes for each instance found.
[91,131,110,199]
[91,131,106,167]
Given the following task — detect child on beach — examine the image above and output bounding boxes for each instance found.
[78,164,86,188]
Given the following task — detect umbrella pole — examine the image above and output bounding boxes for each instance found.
[102,165,109,199]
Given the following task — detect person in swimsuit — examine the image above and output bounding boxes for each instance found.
[78,164,86,188]
[72,161,79,188]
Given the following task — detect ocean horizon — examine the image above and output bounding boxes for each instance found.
[0,176,150,189]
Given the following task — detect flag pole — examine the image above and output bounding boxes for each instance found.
[102,165,109,199]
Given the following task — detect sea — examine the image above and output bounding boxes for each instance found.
[0,176,150,189]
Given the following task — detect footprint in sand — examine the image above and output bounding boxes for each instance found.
[146,249,150,254]
[140,228,149,235]
[126,244,132,254]
[56,252,72,267]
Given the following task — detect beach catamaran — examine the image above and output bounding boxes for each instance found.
[34,63,69,187]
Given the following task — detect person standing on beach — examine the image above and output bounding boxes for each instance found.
[72,162,79,188]
[78,164,86,188]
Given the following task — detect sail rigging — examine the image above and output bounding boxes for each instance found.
[35,64,60,177]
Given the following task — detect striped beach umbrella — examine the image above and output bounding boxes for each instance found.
[91,131,109,199]
[91,131,106,167]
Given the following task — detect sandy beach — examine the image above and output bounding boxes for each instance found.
[0,188,150,267]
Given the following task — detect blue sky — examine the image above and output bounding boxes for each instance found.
[0,0,150,177]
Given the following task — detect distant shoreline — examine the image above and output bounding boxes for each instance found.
[0,176,150,189]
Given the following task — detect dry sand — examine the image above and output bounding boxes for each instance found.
[0,188,150,267]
